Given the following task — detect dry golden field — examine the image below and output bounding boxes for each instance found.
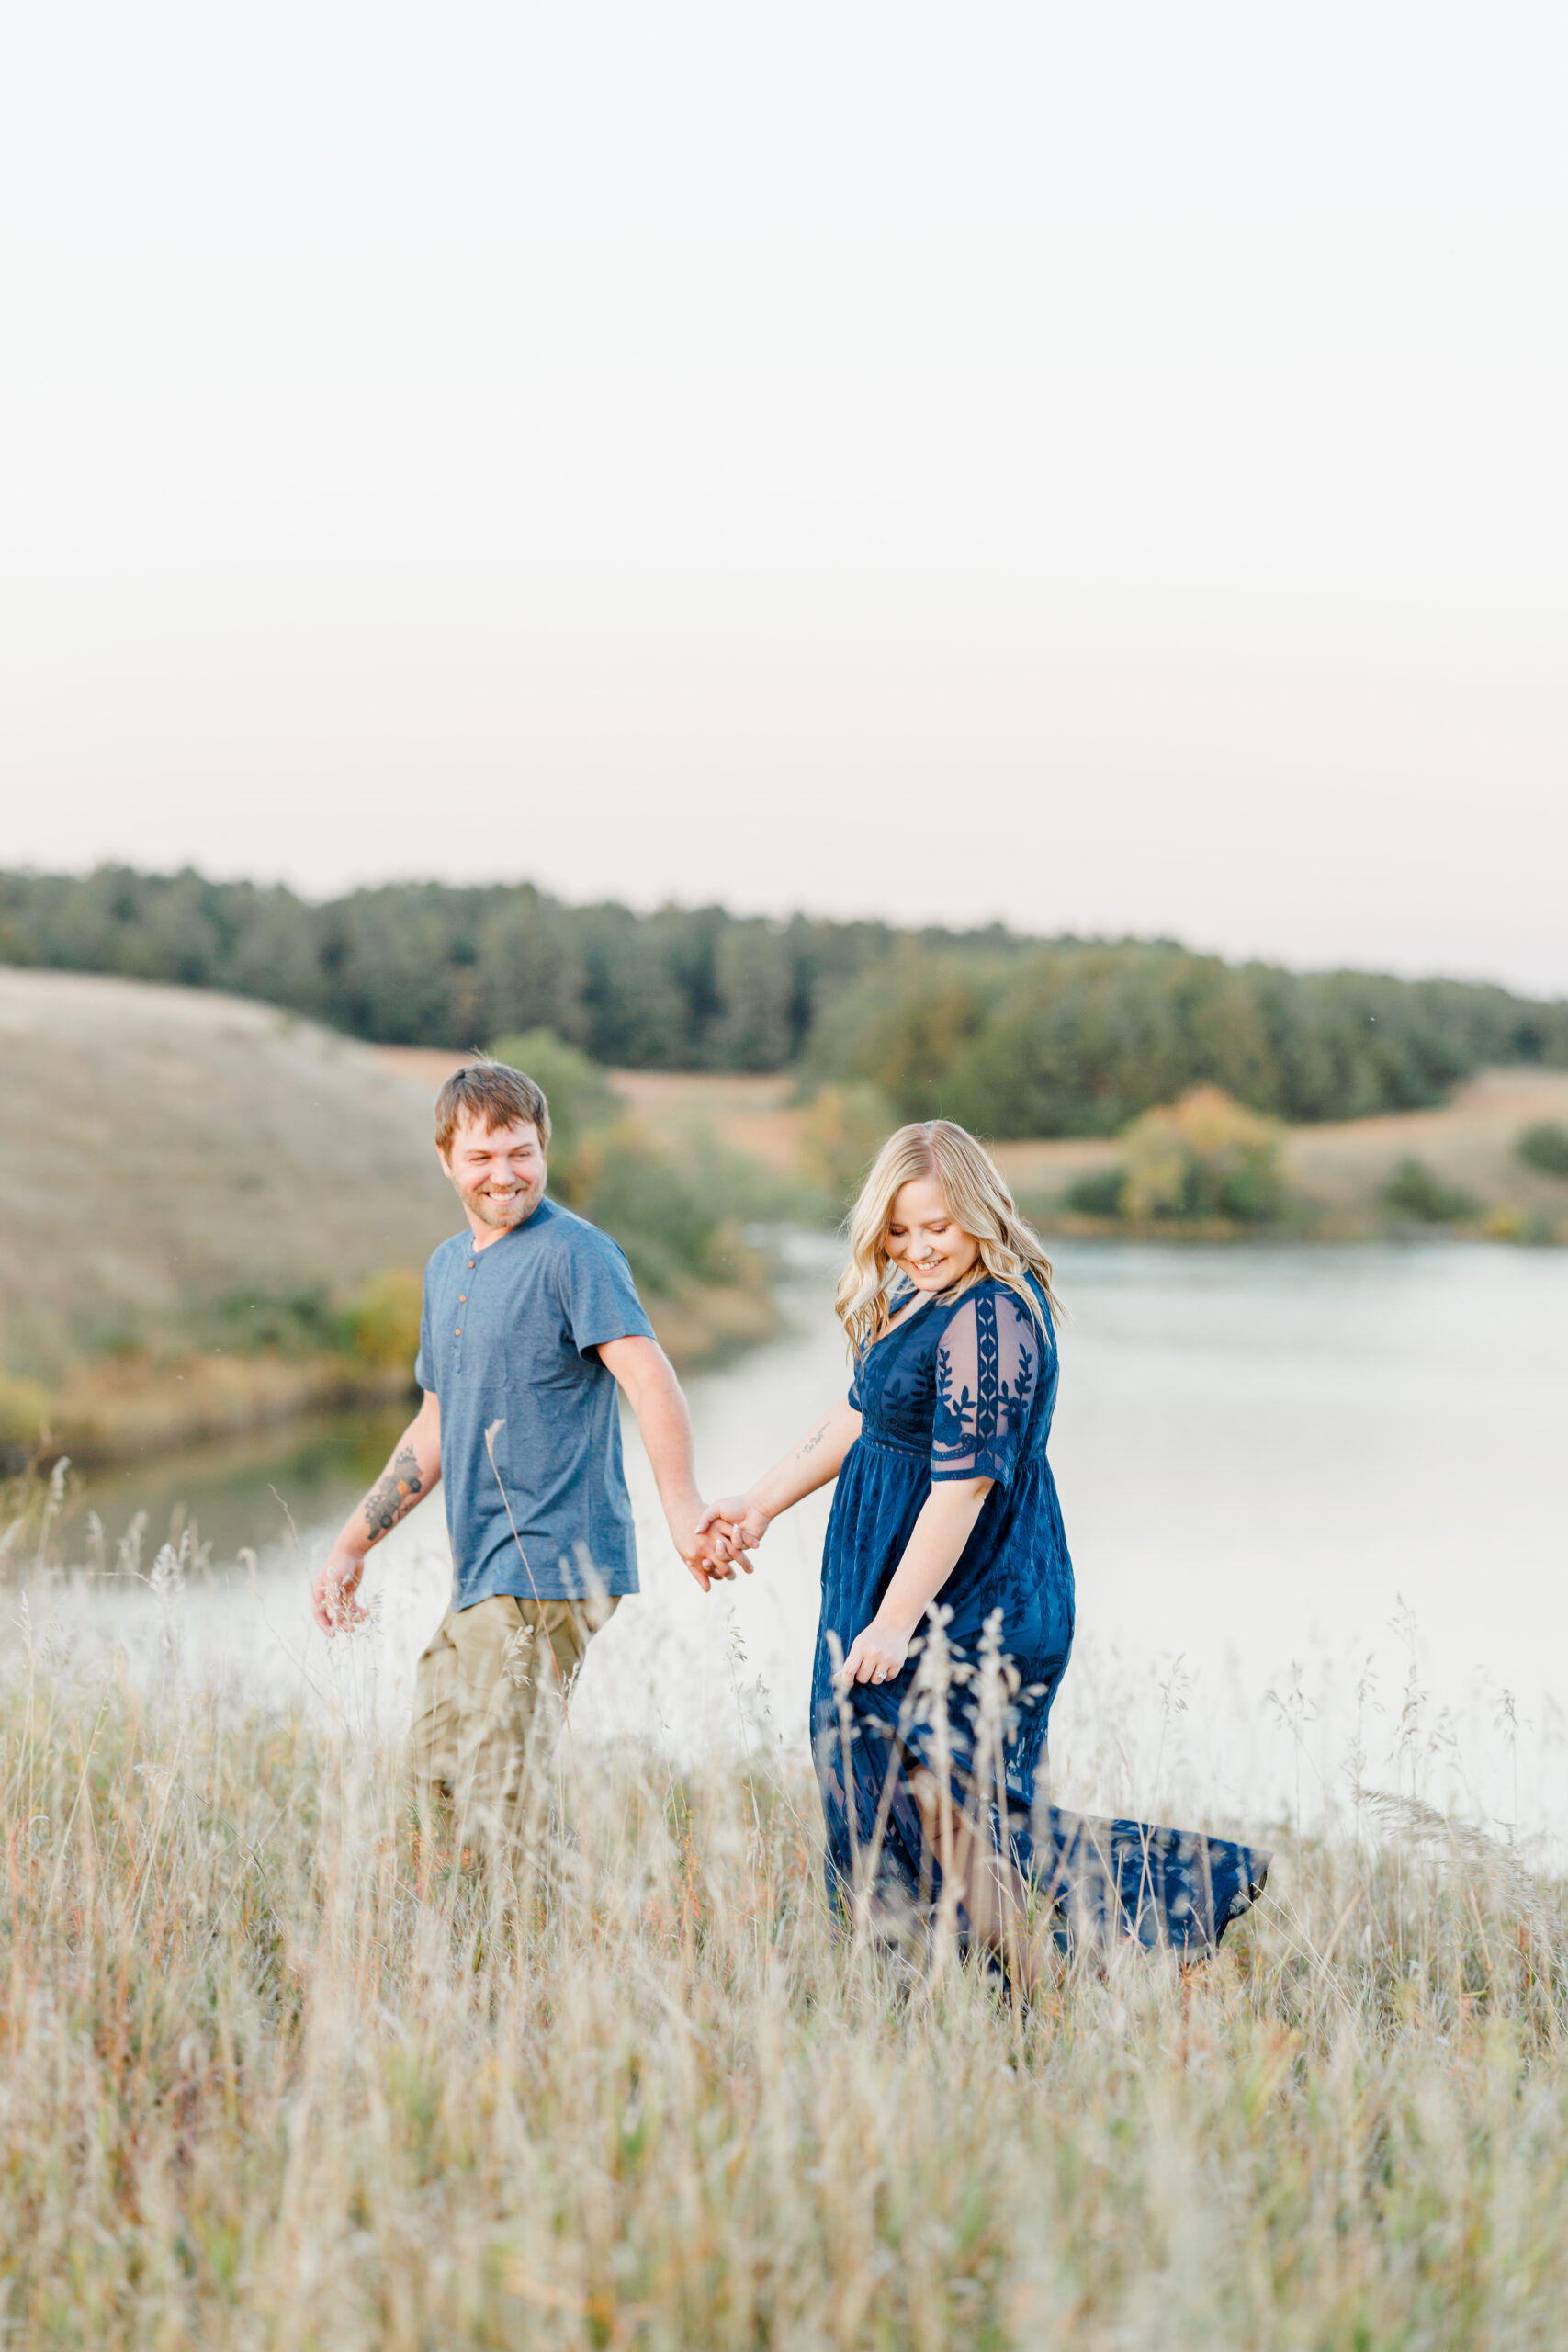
[3,1508,1566,2348]
[1283,1067,1568,1231]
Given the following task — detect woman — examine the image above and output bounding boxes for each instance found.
[699,1120,1269,1980]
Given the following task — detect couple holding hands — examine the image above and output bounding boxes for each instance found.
[312,1057,1267,1982]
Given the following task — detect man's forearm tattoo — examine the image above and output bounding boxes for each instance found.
[364,1445,424,1541]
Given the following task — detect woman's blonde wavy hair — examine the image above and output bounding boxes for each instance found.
[835,1119,1063,1359]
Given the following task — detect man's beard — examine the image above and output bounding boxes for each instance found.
[467,1182,537,1230]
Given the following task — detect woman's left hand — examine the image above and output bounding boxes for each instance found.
[840,1619,913,1688]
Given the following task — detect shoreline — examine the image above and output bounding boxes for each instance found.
[13,1212,1547,1480]
[5,994,1562,1474]
[5,1277,777,1476]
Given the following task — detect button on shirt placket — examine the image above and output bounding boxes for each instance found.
[454,1255,477,1356]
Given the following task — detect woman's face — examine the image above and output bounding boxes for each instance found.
[885,1174,981,1295]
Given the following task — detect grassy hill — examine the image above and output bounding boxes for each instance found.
[0,970,458,1459]
[0,973,769,1464]
[0,968,458,1343]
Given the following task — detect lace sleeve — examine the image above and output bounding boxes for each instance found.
[931,1286,1041,1485]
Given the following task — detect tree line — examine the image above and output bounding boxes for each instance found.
[2,865,1563,1137]
[800,942,1568,1136]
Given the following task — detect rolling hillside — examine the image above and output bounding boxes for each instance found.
[0,970,458,1456]
[0,967,456,1370]
[0,971,773,1462]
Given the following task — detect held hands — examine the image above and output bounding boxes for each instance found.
[694,1497,771,1578]
[670,1497,760,1593]
[310,1549,368,1635]
[671,1496,771,1594]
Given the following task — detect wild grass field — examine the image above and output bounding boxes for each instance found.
[5,1485,1567,2348]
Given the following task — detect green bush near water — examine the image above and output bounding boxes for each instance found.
[0,1370,53,1451]
[1382,1157,1481,1225]
[174,1272,426,1369]
[491,1028,789,1295]
[1517,1120,1568,1180]
[1059,1089,1287,1226]
[1063,1167,1126,1217]
[489,1027,619,1166]
[794,1081,897,1219]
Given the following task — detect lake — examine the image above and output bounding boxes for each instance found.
[21,1236,1568,1855]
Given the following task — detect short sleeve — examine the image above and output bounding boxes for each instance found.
[848,1362,863,1411]
[931,1286,1042,1485]
[413,1267,434,1392]
[560,1227,657,1357]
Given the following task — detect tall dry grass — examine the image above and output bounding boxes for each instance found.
[3,1515,1567,2346]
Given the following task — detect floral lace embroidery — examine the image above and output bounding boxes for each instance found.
[931,1288,1038,1480]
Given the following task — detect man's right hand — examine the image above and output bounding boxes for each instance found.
[311,1549,368,1634]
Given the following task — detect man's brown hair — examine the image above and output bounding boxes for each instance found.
[434,1057,552,1157]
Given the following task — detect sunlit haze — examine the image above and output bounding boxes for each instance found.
[4,3,1564,989]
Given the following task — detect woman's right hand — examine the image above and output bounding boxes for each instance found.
[694,1496,770,1571]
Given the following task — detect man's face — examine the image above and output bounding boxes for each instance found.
[439,1115,547,1231]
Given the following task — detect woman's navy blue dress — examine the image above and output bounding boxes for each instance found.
[810,1273,1269,1954]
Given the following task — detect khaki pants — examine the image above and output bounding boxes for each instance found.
[405,1592,617,1862]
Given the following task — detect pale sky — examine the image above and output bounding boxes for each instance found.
[3,3,1565,990]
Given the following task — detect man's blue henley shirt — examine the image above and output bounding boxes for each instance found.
[414,1195,656,1607]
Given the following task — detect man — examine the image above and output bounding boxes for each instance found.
[310,1056,728,1860]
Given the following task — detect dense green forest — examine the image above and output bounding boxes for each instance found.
[3,865,1564,1138]
[801,944,1568,1136]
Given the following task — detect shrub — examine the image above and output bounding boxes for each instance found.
[568,1123,731,1292]
[490,1030,765,1298]
[206,1285,349,1356]
[348,1269,425,1367]
[796,1083,896,1217]
[489,1028,618,1165]
[1517,1121,1568,1181]
[1064,1168,1125,1217]
[1382,1158,1479,1224]
[1120,1087,1287,1223]
[0,1370,52,1453]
